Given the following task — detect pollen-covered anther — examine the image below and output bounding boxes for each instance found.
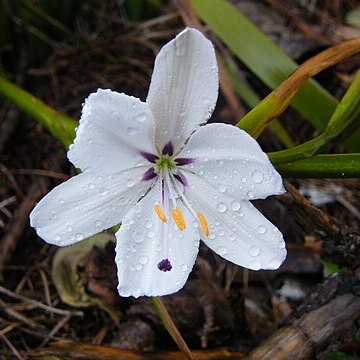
[154,204,167,222]
[171,207,186,230]
[197,212,209,237]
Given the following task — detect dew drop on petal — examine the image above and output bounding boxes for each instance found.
[181,264,188,272]
[217,247,227,256]
[54,235,61,241]
[135,264,143,271]
[247,191,254,199]
[126,179,135,188]
[268,258,281,269]
[249,245,260,257]
[139,256,148,265]
[218,184,226,193]
[88,183,95,189]
[67,226,73,232]
[95,220,102,227]
[134,232,144,243]
[148,231,155,239]
[217,203,227,213]
[145,220,153,229]
[231,200,241,211]
[50,214,58,221]
[258,225,266,234]
[135,113,147,122]
[75,233,84,241]
[249,261,262,270]
[99,188,108,196]
[252,170,264,184]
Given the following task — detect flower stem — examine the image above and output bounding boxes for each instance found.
[151,296,194,360]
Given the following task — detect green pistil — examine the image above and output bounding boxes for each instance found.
[156,155,175,172]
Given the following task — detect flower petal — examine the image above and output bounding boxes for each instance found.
[115,181,200,297]
[68,89,157,174]
[184,172,286,270]
[178,123,285,200]
[146,28,218,153]
[30,167,154,246]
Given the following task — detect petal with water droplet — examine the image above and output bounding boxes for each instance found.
[30,167,154,246]
[146,28,218,152]
[178,123,285,200]
[183,172,286,270]
[115,181,200,297]
[68,89,157,174]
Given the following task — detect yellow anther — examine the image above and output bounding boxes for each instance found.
[154,204,167,222]
[171,207,186,231]
[197,212,209,237]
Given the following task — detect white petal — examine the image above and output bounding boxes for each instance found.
[146,28,218,152]
[178,123,285,200]
[68,89,157,174]
[115,181,200,297]
[184,172,286,270]
[30,167,154,246]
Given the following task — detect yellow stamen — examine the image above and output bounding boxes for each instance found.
[154,204,167,222]
[197,212,209,237]
[171,207,186,230]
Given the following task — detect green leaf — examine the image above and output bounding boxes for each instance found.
[345,5,360,28]
[190,0,360,151]
[0,75,76,148]
[274,154,360,178]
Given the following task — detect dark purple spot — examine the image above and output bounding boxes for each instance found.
[162,141,174,156]
[174,172,189,187]
[139,151,159,163]
[141,167,157,181]
[157,259,172,272]
[175,157,195,166]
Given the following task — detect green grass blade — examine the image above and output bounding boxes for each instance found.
[0,76,76,148]
[190,0,360,151]
[275,154,360,178]
[269,68,360,164]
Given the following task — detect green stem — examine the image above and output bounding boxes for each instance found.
[152,297,194,360]
[274,154,360,178]
[0,75,76,148]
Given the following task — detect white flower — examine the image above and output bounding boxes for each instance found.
[30,28,286,298]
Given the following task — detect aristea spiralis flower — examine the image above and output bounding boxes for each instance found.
[30,28,286,297]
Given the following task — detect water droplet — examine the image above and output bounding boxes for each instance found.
[54,235,61,241]
[249,245,260,256]
[126,179,135,187]
[258,225,266,234]
[50,214,58,221]
[139,256,148,265]
[99,188,108,196]
[241,177,246,183]
[75,233,84,241]
[181,264,188,272]
[135,113,147,122]
[217,247,227,256]
[127,127,137,136]
[135,264,143,271]
[249,261,262,270]
[231,200,241,211]
[218,229,225,236]
[95,220,102,227]
[145,220,152,229]
[247,191,254,199]
[217,203,227,213]
[218,184,226,193]
[148,231,155,238]
[58,199,64,204]
[67,226,73,232]
[74,205,79,211]
[278,240,286,249]
[134,232,144,243]
[252,170,264,184]
[88,183,95,189]
[268,258,281,269]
